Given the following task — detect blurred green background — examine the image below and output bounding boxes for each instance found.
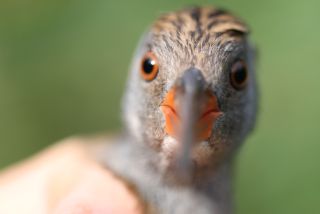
[0,0,319,213]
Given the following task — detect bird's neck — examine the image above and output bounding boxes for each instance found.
[106,137,235,214]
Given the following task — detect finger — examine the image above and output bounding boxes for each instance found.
[53,161,143,214]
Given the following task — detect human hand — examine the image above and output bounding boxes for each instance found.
[0,137,144,214]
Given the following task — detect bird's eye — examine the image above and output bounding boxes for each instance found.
[230,60,248,90]
[140,51,159,81]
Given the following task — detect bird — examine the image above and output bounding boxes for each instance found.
[0,5,258,214]
[102,6,258,214]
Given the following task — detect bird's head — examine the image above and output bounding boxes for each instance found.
[122,7,258,181]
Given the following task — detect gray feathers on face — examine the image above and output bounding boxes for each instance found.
[122,6,258,172]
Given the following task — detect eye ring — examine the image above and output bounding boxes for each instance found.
[230,60,248,90]
[140,51,159,81]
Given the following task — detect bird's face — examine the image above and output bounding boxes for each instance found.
[123,7,257,179]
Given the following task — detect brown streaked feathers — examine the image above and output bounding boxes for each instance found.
[153,7,248,49]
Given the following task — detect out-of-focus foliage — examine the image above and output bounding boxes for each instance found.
[0,0,319,213]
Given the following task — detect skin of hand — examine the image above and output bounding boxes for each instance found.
[0,137,143,214]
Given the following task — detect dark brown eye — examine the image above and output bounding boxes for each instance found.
[230,60,248,90]
[140,51,159,81]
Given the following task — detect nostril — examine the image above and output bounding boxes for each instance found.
[180,68,206,94]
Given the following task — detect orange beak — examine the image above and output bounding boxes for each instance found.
[160,68,222,179]
[160,87,222,142]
